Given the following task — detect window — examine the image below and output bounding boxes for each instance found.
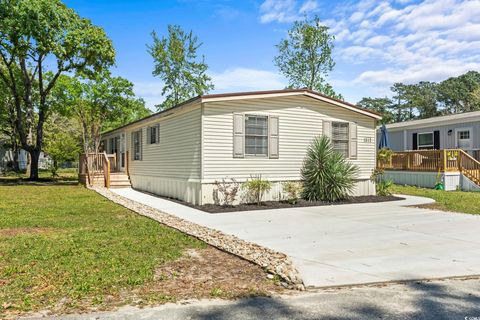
[458,130,470,140]
[245,115,268,156]
[418,132,433,150]
[148,124,159,144]
[133,130,142,160]
[332,122,349,157]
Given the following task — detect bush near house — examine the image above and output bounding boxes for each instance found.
[301,136,358,202]
[242,175,272,205]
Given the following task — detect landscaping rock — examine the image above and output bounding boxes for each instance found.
[90,186,305,290]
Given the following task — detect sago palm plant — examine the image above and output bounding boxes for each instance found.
[301,135,358,202]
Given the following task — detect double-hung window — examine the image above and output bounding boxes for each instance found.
[245,115,268,156]
[418,132,433,150]
[148,124,160,144]
[332,122,349,157]
[132,130,142,160]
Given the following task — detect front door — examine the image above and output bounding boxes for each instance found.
[456,128,472,150]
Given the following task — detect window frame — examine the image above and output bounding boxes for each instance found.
[331,121,350,158]
[244,114,269,157]
[133,130,142,161]
[417,132,434,150]
[149,125,158,144]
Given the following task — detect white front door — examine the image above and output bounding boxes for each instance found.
[456,128,472,150]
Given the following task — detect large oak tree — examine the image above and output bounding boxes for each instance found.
[0,0,115,179]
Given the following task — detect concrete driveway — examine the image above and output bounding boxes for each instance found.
[112,189,480,288]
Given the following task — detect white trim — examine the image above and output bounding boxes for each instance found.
[386,111,480,131]
[455,127,473,149]
[403,129,407,150]
[417,131,434,150]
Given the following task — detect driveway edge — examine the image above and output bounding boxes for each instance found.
[90,186,305,290]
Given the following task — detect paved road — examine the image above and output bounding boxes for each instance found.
[25,278,480,320]
[112,188,480,288]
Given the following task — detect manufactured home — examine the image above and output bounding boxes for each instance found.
[377,112,480,191]
[89,89,381,205]
[382,111,480,160]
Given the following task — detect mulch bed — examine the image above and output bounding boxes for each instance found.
[159,194,404,213]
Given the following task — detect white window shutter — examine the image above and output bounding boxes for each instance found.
[269,116,279,159]
[156,124,160,144]
[349,122,358,159]
[323,120,332,139]
[233,113,244,158]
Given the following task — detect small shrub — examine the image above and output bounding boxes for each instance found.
[301,136,358,202]
[282,181,303,204]
[242,175,272,205]
[370,168,393,196]
[377,148,393,167]
[214,178,240,206]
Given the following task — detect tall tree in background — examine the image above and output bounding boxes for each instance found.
[408,81,438,119]
[357,97,394,124]
[438,71,480,113]
[148,25,214,110]
[53,73,150,154]
[274,16,342,99]
[0,76,20,171]
[43,113,81,176]
[0,0,115,179]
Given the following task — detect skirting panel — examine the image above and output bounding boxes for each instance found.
[383,170,462,191]
[130,175,201,205]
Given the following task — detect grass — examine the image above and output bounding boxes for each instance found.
[391,184,480,215]
[0,184,206,316]
[0,168,78,184]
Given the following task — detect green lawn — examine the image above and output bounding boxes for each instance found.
[391,184,480,215]
[0,184,205,315]
[0,168,78,183]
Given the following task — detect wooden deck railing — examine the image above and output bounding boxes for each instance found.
[378,149,480,185]
[79,152,116,187]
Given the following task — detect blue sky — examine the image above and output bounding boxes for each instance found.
[65,0,480,110]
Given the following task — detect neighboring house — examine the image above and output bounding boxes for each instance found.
[0,141,52,172]
[382,111,480,160]
[100,89,381,205]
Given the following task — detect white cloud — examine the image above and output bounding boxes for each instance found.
[327,0,480,97]
[299,0,318,14]
[259,0,319,23]
[132,81,165,111]
[355,58,480,85]
[211,67,286,91]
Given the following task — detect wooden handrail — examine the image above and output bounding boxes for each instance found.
[458,149,480,185]
[79,152,113,188]
[378,149,480,185]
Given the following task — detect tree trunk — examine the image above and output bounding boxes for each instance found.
[28,149,40,180]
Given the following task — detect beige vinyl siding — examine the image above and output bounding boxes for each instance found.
[202,95,376,182]
[126,106,201,179]
[102,103,202,204]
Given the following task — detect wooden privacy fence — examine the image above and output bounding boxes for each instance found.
[378,149,480,185]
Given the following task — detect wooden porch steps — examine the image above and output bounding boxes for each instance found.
[109,172,131,189]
